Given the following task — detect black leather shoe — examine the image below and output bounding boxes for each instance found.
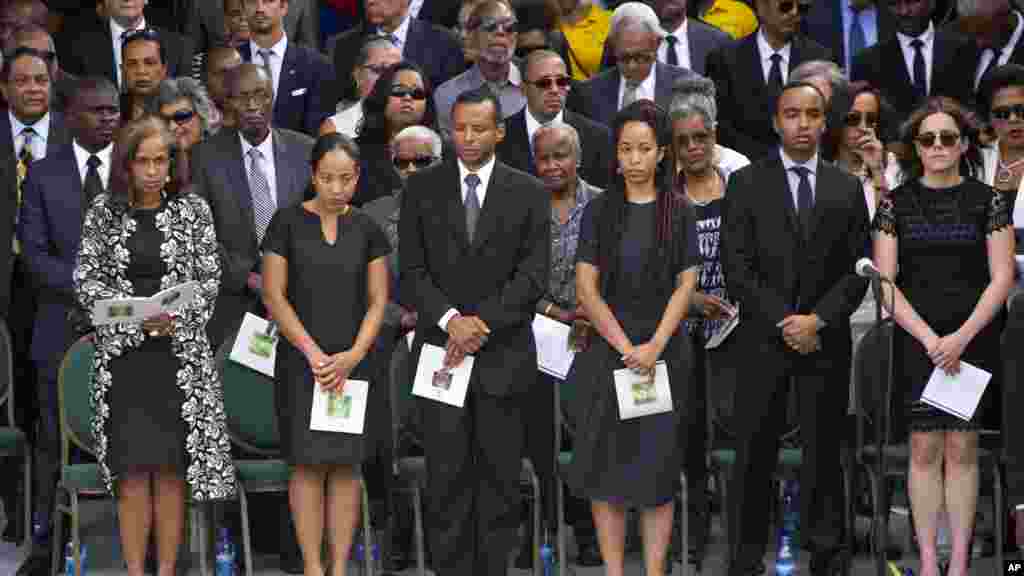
[810,547,850,576]
[576,541,602,567]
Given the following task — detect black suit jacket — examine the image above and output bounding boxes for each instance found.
[721,154,869,368]
[58,19,194,87]
[191,127,314,344]
[0,111,71,319]
[326,19,464,107]
[400,159,549,397]
[566,62,699,128]
[803,0,896,68]
[238,42,334,137]
[495,108,612,189]
[705,32,832,162]
[850,30,974,120]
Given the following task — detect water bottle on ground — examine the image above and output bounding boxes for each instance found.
[64,541,88,576]
[775,479,800,575]
[215,527,237,576]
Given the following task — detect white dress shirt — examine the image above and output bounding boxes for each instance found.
[249,34,288,100]
[658,20,692,70]
[378,13,412,55]
[72,140,113,189]
[525,107,563,152]
[975,11,1024,89]
[10,111,49,160]
[110,16,147,89]
[757,29,791,85]
[240,131,279,210]
[779,149,819,210]
[897,23,935,95]
[617,65,656,110]
[438,155,497,330]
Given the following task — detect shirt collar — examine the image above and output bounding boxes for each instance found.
[458,154,497,188]
[469,61,522,88]
[779,148,818,174]
[251,33,288,60]
[384,13,412,48]
[897,21,935,50]
[619,63,656,91]
[756,28,791,62]
[240,130,274,161]
[110,16,147,42]
[668,19,688,41]
[525,107,563,136]
[72,139,113,172]
[10,111,49,143]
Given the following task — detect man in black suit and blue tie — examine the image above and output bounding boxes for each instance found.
[721,81,869,576]
[238,0,333,136]
[400,86,549,576]
[567,2,701,128]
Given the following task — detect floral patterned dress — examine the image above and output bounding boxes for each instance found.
[73,192,235,500]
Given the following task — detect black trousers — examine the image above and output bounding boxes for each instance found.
[727,339,848,575]
[421,386,525,576]
[1003,299,1024,506]
[684,331,709,557]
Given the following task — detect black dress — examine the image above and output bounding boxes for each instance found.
[107,205,185,474]
[261,204,392,466]
[873,179,1010,433]
[566,197,699,507]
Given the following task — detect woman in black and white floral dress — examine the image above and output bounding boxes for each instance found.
[74,115,234,576]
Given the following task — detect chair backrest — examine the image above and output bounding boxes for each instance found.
[852,318,895,455]
[215,333,281,456]
[59,336,98,457]
[0,319,13,426]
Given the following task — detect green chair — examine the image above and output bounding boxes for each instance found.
[216,336,375,576]
[0,319,31,548]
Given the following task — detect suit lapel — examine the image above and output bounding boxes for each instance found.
[469,162,506,251]
[0,114,15,197]
[272,129,298,206]
[99,24,116,83]
[405,20,423,58]
[771,155,799,236]
[507,112,532,171]
[65,146,85,222]
[884,38,913,96]
[602,73,620,124]
[654,63,671,107]
[932,33,951,95]
[46,113,69,156]
[228,132,257,244]
[445,161,470,249]
[274,45,299,119]
[807,159,832,241]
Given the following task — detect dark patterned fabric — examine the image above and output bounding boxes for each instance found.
[547,178,602,309]
[73,192,235,500]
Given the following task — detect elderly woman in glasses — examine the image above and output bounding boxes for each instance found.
[156,78,216,153]
[873,97,1014,576]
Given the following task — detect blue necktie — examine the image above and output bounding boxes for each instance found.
[464,173,481,243]
[849,7,867,69]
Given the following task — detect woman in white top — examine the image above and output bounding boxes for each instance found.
[319,36,401,138]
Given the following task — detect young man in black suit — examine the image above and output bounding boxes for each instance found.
[721,81,869,576]
[496,49,611,188]
[400,86,549,576]
[851,0,973,120]
[238,0,332,137]
[705,0,831,161]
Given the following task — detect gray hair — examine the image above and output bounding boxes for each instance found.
[156,77,215,136]
[357,35,400,67]
[670,76,717,128]
[391,125,443,157]
[531,121,582,164]
[790,59,848,95]
[609,2,666,41]
[956,0,1008,16]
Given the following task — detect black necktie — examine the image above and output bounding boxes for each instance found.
[84,154,104,205]
[464,173,481,244]
[849,6,867,67]
[768,53,784,90]
[664,34,679,67]
[792,165,813,238]
[910,38,927,100]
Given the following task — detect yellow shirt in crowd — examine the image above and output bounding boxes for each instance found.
[560,3,612,81]
[700,0,758,40]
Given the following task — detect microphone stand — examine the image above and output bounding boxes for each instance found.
[871,272,895,576]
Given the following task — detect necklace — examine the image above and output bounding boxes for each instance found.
[996,154,1024,185]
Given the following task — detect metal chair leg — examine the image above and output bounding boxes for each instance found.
[412,482,425,576]
[995,463,1004,576]
[238,484,254,576]
[530,467,542,576]
[362,482,373,576]
[50,488,63,576]
[197,503,210,576]
[680,472,688,576]
[70,490,80,576]
[22,449,31,548]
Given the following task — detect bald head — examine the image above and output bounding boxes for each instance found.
[227,62,272,99]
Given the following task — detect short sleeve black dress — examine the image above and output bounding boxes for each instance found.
[261,204,392,465]
[566,196,700,507]
[872,178,1010,433]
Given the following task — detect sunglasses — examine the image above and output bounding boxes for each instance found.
[915,130,960,148]
[164,109,196,125]
[476,17,518,34]
[390,86,428,100]
[778,1,812,14]
[529,76,571,90]
[992,103,1024,121]
[393,155,438,170]
[844,111,879,128]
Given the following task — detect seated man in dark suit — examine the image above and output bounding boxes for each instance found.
[956,0,1024,96]
[327,0,464,111]
[237,0,332,137]
[496,49,611,188]
[566,2,699,128]
[16,74,110,576]
[705,0,831,161]
[57,0,193,94]
[851,0,973,121]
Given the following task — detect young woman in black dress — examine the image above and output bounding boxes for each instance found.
[873,97,1015,576]
[261,134,390,576]
[570,100,699,576]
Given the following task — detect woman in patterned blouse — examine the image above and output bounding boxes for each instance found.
[74,115,234,576]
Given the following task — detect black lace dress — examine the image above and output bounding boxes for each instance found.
[872,178,1010,433]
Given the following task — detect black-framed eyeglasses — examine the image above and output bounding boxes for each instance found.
[121,27,161,47]
[992,104,1024,121]
[164,109,196,125]
[529,76,571,90]
[393,155,439,170]
[915,130,960,148]
[475,17,518,34]
[390,86,428,100]
[844,111,879,128]
[778,0,812,14]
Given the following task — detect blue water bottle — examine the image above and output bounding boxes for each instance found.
[775,479,800,575]
[64,541,88,576]
[215,527,237,576]
[540,543,555,576]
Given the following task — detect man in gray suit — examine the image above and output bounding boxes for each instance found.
[187,0,320,55]
[190,63,313,349]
